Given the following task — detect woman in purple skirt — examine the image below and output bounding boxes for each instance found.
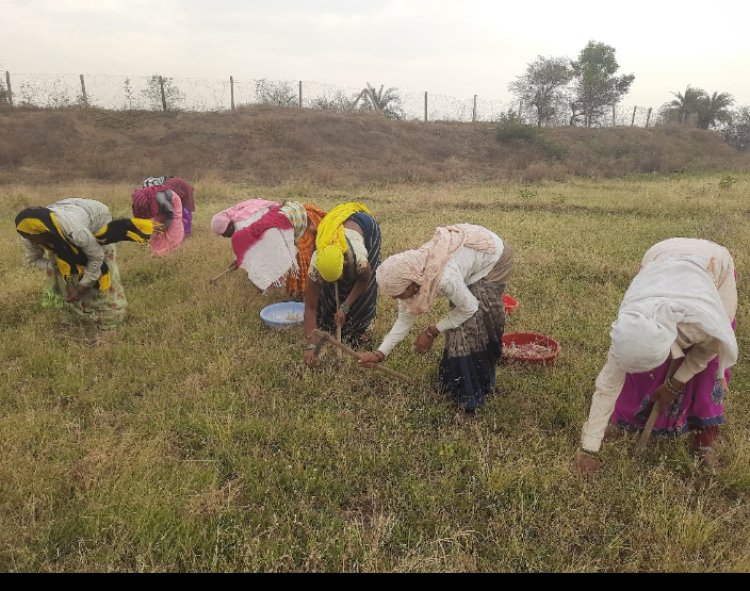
[575,239,738,473]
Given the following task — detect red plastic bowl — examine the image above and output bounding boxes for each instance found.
[503,294,519,315]
[502,332,560,366]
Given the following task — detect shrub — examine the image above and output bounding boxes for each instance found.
[496,115,539,143]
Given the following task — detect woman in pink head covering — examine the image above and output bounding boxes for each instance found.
[131,185,184,257]
[210,199,278,238]
[210,198,280,280]
[142,177,195,236]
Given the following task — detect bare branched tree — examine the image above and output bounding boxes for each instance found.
[255,79,297,107]
[142,74,185,111]
[509,56,573,127]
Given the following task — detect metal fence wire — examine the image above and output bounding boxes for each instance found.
[2,71,656,127]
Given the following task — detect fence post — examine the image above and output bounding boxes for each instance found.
[518,100,522,121]
[646,107,652,128]
[79,74,88,107]
[424,91,428,122]
[299,81,303,108]
[631,106,637,127]
[159,76,167,112]
[472,94,477,122]
[612,104,616,126]
[230,76,235,110]
[5,71,13,107]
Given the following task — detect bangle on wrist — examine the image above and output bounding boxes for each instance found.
[306,343,317,350]
[340,302,351,314]
[664,378,683,396]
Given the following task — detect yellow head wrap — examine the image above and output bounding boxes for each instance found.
[315,201,371,282]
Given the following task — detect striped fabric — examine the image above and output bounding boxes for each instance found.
[284,203,326,299]
[143,176,168,188]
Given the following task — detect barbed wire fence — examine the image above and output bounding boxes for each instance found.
[1,71,657,127]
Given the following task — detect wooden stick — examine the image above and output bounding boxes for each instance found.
[635,355,684,453]
[635,400,662,454]
[312,329,410,382]
[334,282,343,358]
[208,263,237,284]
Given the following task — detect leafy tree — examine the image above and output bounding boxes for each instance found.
[142,74,185,111]
[570,41,634,127]
[508,56,573,127]
[361,83,404,119]
[255,79,297,106]
[723,106,750,151]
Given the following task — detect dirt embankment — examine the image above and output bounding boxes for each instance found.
[0,105,747,185]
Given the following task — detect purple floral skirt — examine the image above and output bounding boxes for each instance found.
[611,321,735,437]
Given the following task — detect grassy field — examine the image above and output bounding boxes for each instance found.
[1,173,750,571]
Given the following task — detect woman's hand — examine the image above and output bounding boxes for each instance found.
[414,325,438,354]
[65,285,86,303]
[721,377,729,394]
[573,449,600,476]
[652,377,683,409]
[303,348,318,368]
[335,309,347,327]
[358,351,384,368]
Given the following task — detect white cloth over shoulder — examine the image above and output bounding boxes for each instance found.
[641,238,736,321]
[609,257,737,376]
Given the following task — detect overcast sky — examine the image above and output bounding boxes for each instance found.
[2,0,749,109]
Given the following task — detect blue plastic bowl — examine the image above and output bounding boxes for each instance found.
[260,301,305,329]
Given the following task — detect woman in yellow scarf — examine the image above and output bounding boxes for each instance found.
[303,202,381,366]
[16,198,153,329]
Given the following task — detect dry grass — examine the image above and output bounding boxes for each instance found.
[1,107,749,187]
[1,174,750,571]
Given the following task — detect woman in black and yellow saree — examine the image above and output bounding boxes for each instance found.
[15,198,154,329]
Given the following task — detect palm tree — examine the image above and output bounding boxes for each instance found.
[667,86,707,125]
[697,91,734,129]
[361,83,404,119]
[665,86,734,129]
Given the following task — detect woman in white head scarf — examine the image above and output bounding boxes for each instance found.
[576,238,737,474]
[359,224,514,412]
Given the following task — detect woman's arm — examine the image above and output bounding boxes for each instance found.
[378,302,417,357]
[434,271,479,333]
[342,265,371,310]
[672,337,721,385]
[580,349,627,453]
[68,228,106,288]
[155,190,175,227]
